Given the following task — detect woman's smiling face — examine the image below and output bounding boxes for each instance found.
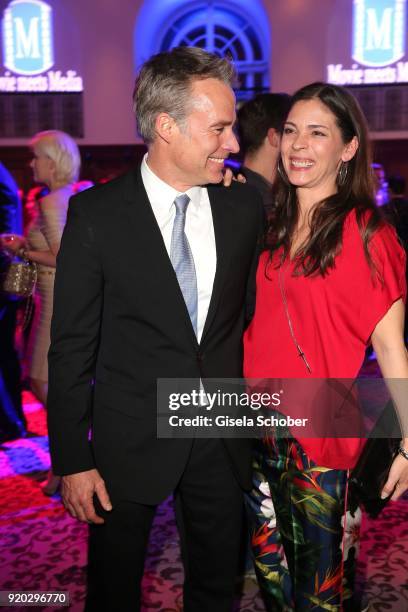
[281,98,357,199]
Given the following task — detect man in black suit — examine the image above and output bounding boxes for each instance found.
[48,46,264,611]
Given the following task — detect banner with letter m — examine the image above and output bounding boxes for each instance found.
[353,0,406,67]
[2,0,54,75]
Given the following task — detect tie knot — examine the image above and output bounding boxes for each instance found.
[174,194,190,215]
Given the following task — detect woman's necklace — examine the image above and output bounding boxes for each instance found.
[278,253,312,373]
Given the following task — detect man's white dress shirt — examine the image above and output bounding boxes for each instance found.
[141,154,216,343]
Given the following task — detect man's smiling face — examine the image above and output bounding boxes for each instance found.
[167,77,239,189]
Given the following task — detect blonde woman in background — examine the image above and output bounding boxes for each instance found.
[1,130,81,495]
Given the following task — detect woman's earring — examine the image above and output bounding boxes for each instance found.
[337,161,348,186]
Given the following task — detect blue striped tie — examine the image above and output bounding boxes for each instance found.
[170,194,198,335]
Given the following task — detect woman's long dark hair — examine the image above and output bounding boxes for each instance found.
[268,82,382,276]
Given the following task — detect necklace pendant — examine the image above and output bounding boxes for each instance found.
[300,351,312,373]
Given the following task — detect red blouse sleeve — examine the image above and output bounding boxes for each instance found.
[360,222,407,343]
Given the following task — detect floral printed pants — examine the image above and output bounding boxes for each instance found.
[245,437,362,611]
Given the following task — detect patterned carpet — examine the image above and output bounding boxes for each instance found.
[0,392,407,611]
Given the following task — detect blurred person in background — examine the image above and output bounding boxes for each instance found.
[383,175,408,341]
[383,175,408,249]
[237,93,291,216]
[244,83,407,611]
[1,130,81,495]
[372,162,390,207]
[0,162,26,443]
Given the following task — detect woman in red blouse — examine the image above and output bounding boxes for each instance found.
[244,83,408,611]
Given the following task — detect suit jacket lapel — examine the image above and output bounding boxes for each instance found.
[201,185,235,343]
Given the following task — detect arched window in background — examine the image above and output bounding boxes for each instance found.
[135,0,271,101]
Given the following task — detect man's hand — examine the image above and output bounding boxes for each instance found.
[381,452,408,501]
[61,468,112,524]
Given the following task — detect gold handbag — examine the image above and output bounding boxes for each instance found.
[2,258,37,298]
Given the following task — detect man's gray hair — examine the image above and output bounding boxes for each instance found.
[133,46,236,144]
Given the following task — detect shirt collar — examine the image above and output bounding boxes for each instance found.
[141,153,202,213]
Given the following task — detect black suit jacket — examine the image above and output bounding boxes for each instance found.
[48,167,264,504]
